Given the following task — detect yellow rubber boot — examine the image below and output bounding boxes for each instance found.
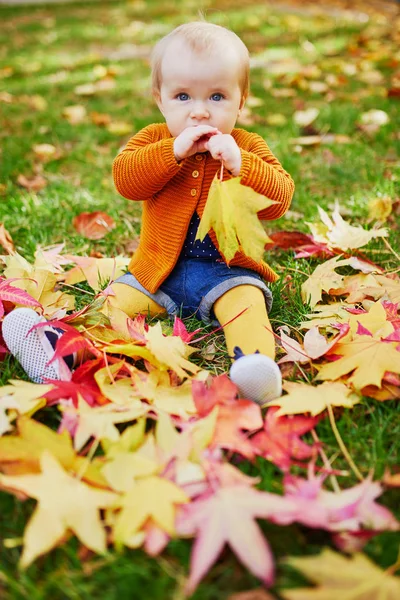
[213,285,281,405]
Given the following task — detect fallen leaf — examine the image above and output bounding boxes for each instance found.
[307,204,387,251]
[281,548,400,600]
[269,381,359,416]
[0,416,107,487]
[360,109,390,127]
[0,223,15,254]
[133,370,197,419]
[228,590,276,600]
[32,143,60,162]
[289,135,351,146]
[63,397,148,451]
[144,322,200,378]
[62,105,87,124]
[0,452,117,568]
[6,268,75,317]
[196,175,275,263]
[316,331,400,389]
[73,211,116,240]
[16,174,47,192]
[113,475,189,545]
[301,255,353,308]
[293,108,319,127]
[182,485,299,595]
[106,121,132,136]
[278,324,349,364]
[90,111,112,126]
[251,407,319,471]
[368,195,393,222]
[64,255,130,292]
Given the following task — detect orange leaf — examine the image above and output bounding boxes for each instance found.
[73,211,116,240]
[0,223,15,254]
[17,174,47,192]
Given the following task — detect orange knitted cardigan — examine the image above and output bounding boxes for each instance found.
[113,123,295,294]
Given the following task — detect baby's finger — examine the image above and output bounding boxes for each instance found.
[191,126,219,140]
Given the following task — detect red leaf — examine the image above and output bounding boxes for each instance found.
[44,358,106,406]
[251,407,320,471]
[46,329,91,365]
[73,211,116,240]
[192,374,238,416]
[173,316,202,343]
[213,400,263,459]
[0,279,42,309]
[265,231,314,250]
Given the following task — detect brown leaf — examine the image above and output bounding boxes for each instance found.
[383,470,400,487]
[0,223,15,254]
[228,590,276,600]
[73,211,116,240]
[124,238,140,254]
[16,174,47,192]
[90,111,112,126]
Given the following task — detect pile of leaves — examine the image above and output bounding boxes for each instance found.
[0,202,399,598]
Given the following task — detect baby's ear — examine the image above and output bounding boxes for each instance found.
[154,91,164,115]
[238,95,247,114]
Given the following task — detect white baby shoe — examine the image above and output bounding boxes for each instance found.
[229,347,282,406]
[2,307,66,383]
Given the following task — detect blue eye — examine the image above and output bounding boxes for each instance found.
[211,93,224,101]
[177,93,189,101]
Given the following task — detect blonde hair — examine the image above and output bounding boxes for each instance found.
[151,22,250,100]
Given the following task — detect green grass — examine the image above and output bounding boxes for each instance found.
[0,0,399,597]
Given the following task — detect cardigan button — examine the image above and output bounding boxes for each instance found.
[192,170,199,178]
[195,154,204,161]
[190,189,197,196]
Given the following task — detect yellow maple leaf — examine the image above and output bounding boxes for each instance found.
[0,416,108,487]
[196,175,275,263]
[300,302,354,331]
[94,361,141,405]
[102,451,159,492]
[64,397,149,451]
[64,255,129,292]
[307,203,388,250]
[346,300,394,338]
[269,381,359,416]
[113,475,189,545]
[0,452,117,568]
[5,265,74,317]
[102,419,146,456]
[144,322,200,378]
[133,370,198,419]
[0,380,52,420]
[317,334,400,389]
[282,547,400,600]
[301,256,353,308]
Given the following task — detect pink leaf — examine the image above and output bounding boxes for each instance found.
[0,280,42,309]
[173,316,202,343]
[356,322,373,336]
[181,485,299,595]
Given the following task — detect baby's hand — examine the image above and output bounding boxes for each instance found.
[174,126,220,162]
[205,134,242,176]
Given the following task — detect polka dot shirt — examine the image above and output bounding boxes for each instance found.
[181,212,221,259]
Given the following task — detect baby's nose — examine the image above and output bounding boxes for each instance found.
[190,102,209,119]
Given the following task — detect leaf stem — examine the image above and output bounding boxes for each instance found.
[311,428,341,493]
[382,237,400,263]
[327,404,363,482]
